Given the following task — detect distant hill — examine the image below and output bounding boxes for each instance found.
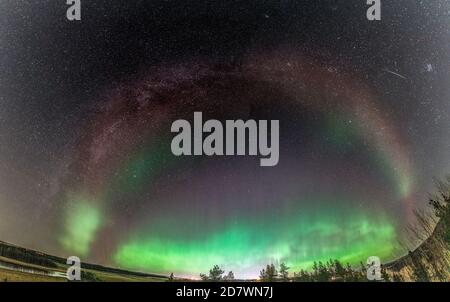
[0,240,168,282]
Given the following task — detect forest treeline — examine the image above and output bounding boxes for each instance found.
[197,260,397,282]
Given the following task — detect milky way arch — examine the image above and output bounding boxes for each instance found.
[57,51,415,278]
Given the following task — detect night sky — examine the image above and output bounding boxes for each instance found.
[1,1,450,278]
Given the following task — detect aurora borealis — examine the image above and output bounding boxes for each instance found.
[1,1,450,279]
[53,57,411,278]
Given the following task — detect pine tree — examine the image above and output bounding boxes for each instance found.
[279,262,290,281]
[316,261,330,281]
[259,268,266,281]
[209,265,225,281]
[200,265,225,281]
[224,271,235,281]
[333,260,346,281]
[260,264,278,281]
[294,269,311,282]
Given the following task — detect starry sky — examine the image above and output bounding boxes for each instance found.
[0,1,450,279]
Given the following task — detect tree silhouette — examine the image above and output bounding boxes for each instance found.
[260,264,277,281]
[200,265,225,281]
[294,269,312,282]
[292,260,368,282]
[279,262,290,281]
[224,271,235,281]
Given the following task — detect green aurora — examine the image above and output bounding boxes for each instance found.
[113,199,397,278]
